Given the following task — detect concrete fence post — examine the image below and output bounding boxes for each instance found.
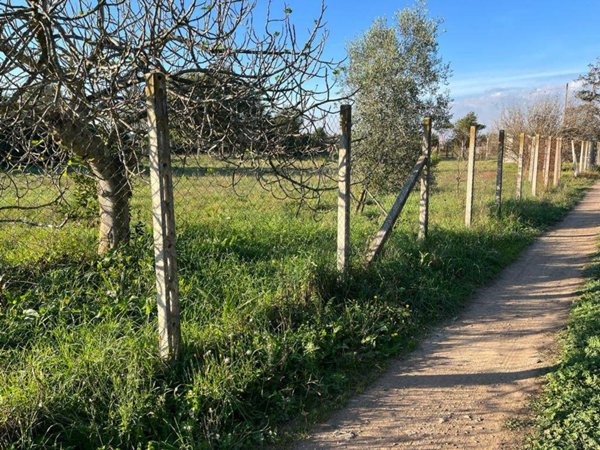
[572,140,579,177]
[418,117,433,241]
[337,105,351,274]
[532,135,540,197]
[465,125,477,227]
[543,136,552,189]
[516,133,525,200]
[528,138,535,183]
[145,72,181,362]
[553,137,562,187]
[495,130,505,215]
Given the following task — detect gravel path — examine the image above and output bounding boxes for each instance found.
[295,183,600,449]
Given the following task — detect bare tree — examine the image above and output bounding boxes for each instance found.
[563,102,600,141]
[0,0,342,253]
[498,96,561,136]
[497,95,561,159]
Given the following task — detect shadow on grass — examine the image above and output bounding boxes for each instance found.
[1,178,597,449]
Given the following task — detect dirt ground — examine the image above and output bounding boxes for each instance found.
[295,183,600,450]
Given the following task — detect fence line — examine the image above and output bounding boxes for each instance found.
[4,85,599,362]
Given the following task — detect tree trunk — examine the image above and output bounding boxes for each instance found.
[48,112,131,254]
[90,156,131,254]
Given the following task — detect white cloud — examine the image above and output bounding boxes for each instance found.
[449,68,581,97]
[451,77,583,128]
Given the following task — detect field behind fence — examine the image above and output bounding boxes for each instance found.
[1,81,599,446]
[2,78,599,361]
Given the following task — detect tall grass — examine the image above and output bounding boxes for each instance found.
[0,159,595,449]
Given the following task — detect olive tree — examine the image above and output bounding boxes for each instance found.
[343,0,451,195]
[0,0,341,254]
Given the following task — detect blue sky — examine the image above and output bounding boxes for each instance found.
[274,0,600,126]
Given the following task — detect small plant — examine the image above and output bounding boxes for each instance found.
[60,168,99,221]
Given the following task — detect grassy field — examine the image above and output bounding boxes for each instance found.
[525,248,600,449]
[0,157,596,449]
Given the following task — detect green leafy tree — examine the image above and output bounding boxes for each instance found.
[577,58,600,104]
[344,0,451,194]
[453,112,485,158]
[570,60,600,141]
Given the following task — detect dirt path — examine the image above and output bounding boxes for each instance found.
[295,183,600,450]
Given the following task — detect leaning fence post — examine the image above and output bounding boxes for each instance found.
[516,133,525,200]
[145,72,181,362]
[579,141,585,172]
[418,117,433,241]
[532,134,540,197]
[337,105,351,274]
[553,137,562,187]
[495,130,505,215]
[465,125,477,227]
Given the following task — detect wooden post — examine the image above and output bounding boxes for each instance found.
[532,134,540,197]
[579,141,585,172]
[543,136,552,189]
[418,117,433,241]
[465,125,477,227]
[145,72,181,362]
[553,137,562,187]
[337,105,351,274]
[496,130,505,215]
[516,133,525,200]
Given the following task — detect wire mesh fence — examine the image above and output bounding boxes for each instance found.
[1,65,598,361]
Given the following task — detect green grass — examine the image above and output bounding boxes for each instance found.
[525,249,600,449]
[0,158,596,449]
